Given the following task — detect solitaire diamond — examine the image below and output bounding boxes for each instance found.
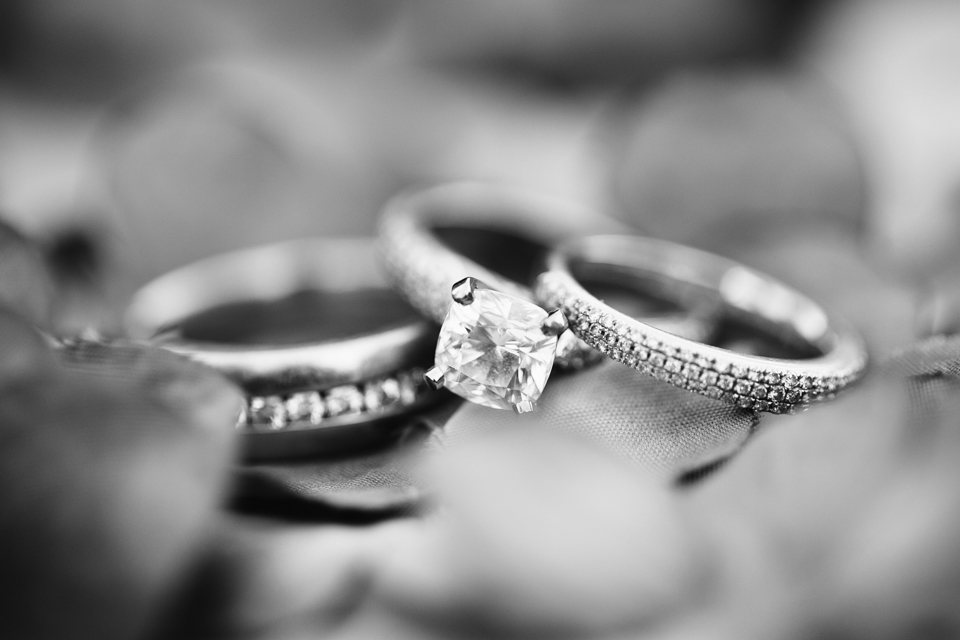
[434,286,559,412]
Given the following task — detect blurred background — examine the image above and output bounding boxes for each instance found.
[4,0,945,335]
[2,1,960,639]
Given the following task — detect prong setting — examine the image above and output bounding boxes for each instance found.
[540,309,568,337]
[423,366,445,390]
[513,401,534,415]
[451,277,477,305]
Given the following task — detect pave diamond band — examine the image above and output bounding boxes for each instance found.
[242,367,431,431]
[124,237,442,458]
[536,235,868,414]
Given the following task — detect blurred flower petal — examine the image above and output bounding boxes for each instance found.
[0,334,240,640]
[158,515,417,639]
[0,217,54,326]
[0,308,57,385]
[376,425,704,636]
[807,0,960,277]
[610,71,864,248]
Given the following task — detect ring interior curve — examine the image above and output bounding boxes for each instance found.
[123,237,437,396]
[378,181,625,325]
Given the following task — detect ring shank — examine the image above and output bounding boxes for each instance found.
[124,237,436,395]
[569,235,839,355]
[378,182,623,325]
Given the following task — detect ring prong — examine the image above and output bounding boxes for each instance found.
[541,309,568,337]
[513,401,534,415]
[451,277,477,305]
[423,366,445,390]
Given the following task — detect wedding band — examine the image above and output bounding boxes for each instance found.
[536,235,868,414]
[124,237,440,453]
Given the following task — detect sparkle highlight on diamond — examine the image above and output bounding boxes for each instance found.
[434,285,559,411]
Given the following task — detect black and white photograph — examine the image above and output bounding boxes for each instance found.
[0,2,959,639]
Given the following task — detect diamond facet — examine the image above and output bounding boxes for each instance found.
[434,286,559,411]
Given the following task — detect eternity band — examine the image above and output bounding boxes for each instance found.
[536,235,868,414]
[124,237,441,457]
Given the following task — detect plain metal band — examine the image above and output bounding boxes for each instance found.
[536,235,868,413]
[124,237,437,396]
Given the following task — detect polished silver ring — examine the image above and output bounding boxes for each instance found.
[124,237,440,456]
[536,235,868,414]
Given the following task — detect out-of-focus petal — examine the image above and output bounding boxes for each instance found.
[610,71,864,248]
[157,516,417,639]
[0,218,54,326]
[393,0,816,83]
[806,0,960,277]
[677,377,915,639]
[0,332,241,640]
[375,425,705,636]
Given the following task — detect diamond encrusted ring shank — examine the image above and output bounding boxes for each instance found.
[124,237,441,458]
[379,181,623,325]
[379,181,713,369]
[536,235,868,414]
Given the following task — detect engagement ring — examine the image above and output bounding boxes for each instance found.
[379,182,716,413]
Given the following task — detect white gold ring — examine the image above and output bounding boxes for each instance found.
[536,235,868,414]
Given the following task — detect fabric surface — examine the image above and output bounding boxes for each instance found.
[232,362,757,511]
[443,360,758,481]
[891,334,960,378]
[0,315,241,640]
[234,402,459,512]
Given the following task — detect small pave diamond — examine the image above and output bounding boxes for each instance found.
[325,385,365,417]
[239,366,441,433]
[285,393,313,422]
[734,380,753,396]
[434,286,559,411]
[381,378,401,405]
[398,370,420,404]
[363,381,385,412]
[251,396,286,430]
[307,392,325,424]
